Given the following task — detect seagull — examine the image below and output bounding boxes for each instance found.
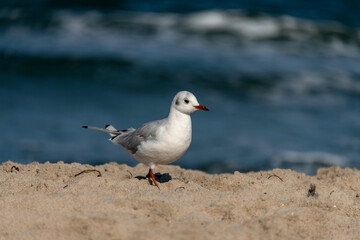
[83,91,209,189]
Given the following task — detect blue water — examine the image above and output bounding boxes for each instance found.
[1,0,360,175]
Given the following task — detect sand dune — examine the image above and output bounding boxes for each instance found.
[1,161,359,240]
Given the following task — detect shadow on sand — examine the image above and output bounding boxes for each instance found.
[135,172,172,185]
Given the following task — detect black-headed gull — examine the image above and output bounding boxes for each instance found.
[83,91,209,189]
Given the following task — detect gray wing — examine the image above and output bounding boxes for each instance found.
[111,118,167,154]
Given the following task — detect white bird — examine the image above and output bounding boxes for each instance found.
[83,91,209,189]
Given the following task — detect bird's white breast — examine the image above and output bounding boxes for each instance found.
[131,113,192,167]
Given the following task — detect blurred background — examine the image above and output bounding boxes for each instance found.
[0,0,359,175]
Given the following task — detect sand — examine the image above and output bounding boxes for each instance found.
[0,161,359,240]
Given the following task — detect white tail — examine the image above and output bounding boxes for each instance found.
[82,125,120,136]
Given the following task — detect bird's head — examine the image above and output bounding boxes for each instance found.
[172,91,209,115]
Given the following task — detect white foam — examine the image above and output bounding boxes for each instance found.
[272,150,347,166]
[185,11,229,29]
[184,10,281,39]
[258,71,360,106]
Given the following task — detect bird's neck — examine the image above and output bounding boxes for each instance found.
[168,107,191,128]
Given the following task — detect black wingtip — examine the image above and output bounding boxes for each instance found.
[105,124,110,128]
[82,126,88,128]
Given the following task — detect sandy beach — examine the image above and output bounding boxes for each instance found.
[0,161,359,240]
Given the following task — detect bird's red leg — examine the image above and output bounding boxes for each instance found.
[148,168,160,190]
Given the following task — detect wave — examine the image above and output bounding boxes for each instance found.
[272,150,347,165]
[271,151,348,175]
[1,9,359,55]
[1,9,360,103]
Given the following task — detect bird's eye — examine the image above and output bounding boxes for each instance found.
[184,99,189,104]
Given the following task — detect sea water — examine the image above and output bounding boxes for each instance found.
[1,0,359,175]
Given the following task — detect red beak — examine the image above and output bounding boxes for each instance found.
[195,105,209,111]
